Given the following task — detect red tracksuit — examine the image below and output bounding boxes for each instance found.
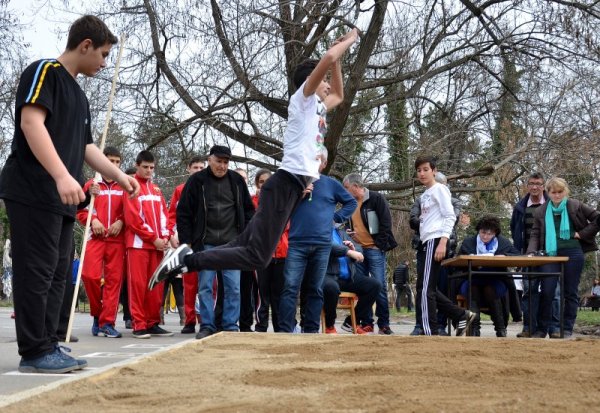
[123,175,170,332]
[76,179,125,327]
[169,183,199,326]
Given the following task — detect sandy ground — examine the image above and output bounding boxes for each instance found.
[4,332,600,413]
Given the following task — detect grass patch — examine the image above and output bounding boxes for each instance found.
[575,309,600,326]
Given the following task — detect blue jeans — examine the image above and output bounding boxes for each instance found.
[521,275,559,333]
[538,247,584,334]
[198,245,241,332]
[278,244,331,333]
[356,248,389,327]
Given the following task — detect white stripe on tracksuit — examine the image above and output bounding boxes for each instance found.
[421,239,435,336]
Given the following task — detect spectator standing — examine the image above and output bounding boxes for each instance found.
[393,260,413,312]
[511,172,550,337]
[252,169,289,332]
[343,173,397,335]
[413,155,476,336]
[0,15,138,373]
[122,150,173,339]
[176,145,255,339]
[278,150,357,333]
[526,177,599,339]
[168,156,205,334]
[234,167,259,332]
[76,146,126,338]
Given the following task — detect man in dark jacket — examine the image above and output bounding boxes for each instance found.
[176,145,255,339]
[510,172,549,337]
[343,173,398,335]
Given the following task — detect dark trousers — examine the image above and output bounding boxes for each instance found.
[538,247,584,333]
[416,238,465,335]
[57,242,76,337]
[322,273,381,327]
[395,284,413,311]
[255,259,285,332]
[162,274,184,313]
[186,169,305,271]
[120,268,131,323]
[6,201,73,359]
[239,270,258,331]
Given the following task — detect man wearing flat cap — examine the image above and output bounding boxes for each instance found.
[176,145,255,338]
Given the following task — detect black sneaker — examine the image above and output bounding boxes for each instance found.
[196,329,214,340]
[181,323,196,334]
[378,326,394,335]
[124,320,133,329]
[340,316,353,333]
[410,326,424,336]
[147,324,174,337]
[455,310,478,336]
[132,329,151,339]
[148,244,193,290]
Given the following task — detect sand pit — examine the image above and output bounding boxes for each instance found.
[4,332,600,412]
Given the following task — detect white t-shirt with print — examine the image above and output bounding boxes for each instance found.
[279,81,327,179]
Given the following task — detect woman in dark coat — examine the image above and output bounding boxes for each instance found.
[527,177,599,339]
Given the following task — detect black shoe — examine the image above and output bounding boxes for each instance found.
[196,329,214,340]
[378,326,394,335]
[340,317,353,333]
[516,330,531,338]
[496,329,507,337]
[57,334,79,343]
[181,324,196,334]
[132,329,151,339]
[455,311,478,336]
[148,244,193,290]
[147,324,174,337]
[437,328,450,336]
[531,331,547,338]
[410,327,424,336]
[124,320,133,329]
[472,327,481,337]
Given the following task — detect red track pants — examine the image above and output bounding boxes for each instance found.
[81,239,125,326]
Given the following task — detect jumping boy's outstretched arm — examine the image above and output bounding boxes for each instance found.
[303,28,359,111]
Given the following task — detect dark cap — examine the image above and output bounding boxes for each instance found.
[209,145,231,159]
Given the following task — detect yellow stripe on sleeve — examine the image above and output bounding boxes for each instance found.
[30,62,61,104]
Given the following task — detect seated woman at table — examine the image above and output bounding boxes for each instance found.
[527,177,599,339]
[458,215,519,337]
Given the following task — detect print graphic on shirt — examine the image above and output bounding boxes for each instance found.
[420,192,433,222]
[316,100,327,153]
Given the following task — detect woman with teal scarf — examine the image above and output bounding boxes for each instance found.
[527,177,600,339]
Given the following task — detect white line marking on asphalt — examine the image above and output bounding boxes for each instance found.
[81,352,146,358]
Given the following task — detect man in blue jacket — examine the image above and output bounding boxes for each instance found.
[278,149,357,333]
